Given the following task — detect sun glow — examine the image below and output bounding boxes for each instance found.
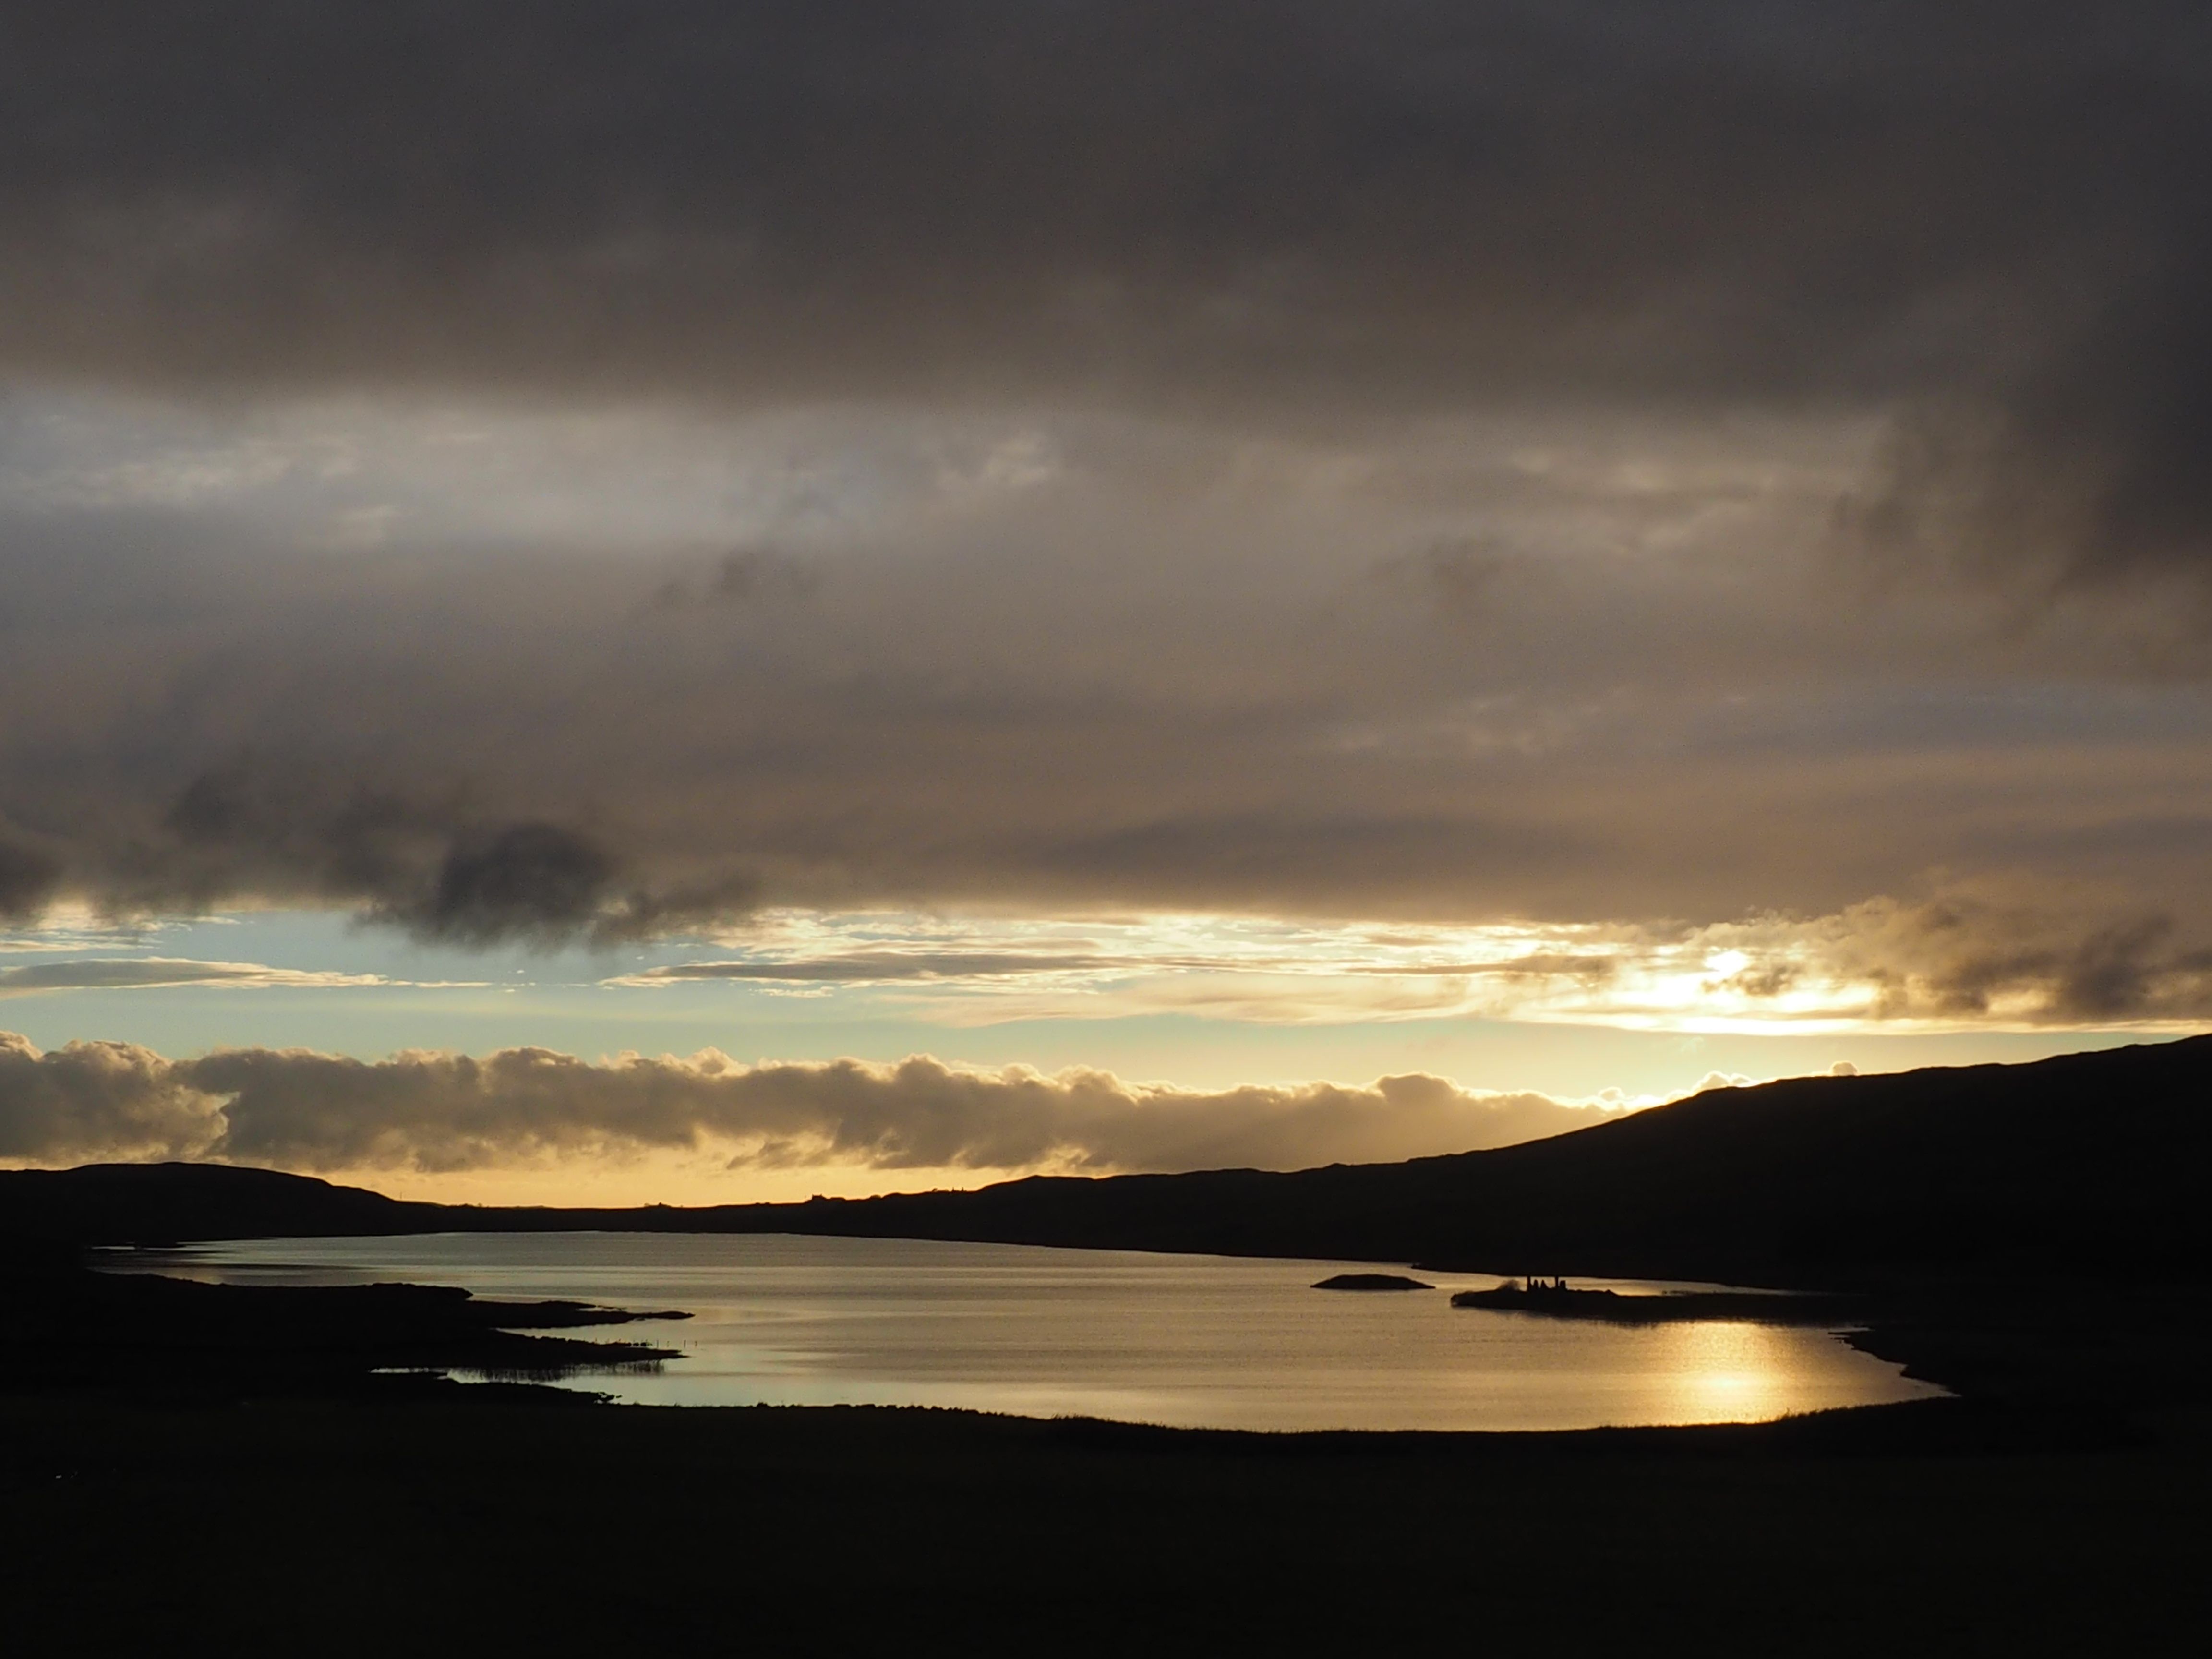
[605,897,2210,1036]
[1658,1322,1803,1424]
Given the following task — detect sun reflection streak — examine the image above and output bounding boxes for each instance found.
[1653,1322,1815,1424]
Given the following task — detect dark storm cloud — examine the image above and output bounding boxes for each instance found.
[1,3,2211,981]
[1860,907,2212,1024]
[131,758,701,946]
[3,474,2210,956]
[1,3,2209,581]
[405,823,618,946]
[1677,890,2212,1026]
[0,1031,1617,1172]
[1849,268,2212,594]
[0,835,62,922]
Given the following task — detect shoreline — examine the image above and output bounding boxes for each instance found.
[21,1189,2212,1432]
[31,1240,2201,1433]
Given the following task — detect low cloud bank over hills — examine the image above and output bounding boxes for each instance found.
[0,1031,1630,1179]
[8,1038,2206,1294]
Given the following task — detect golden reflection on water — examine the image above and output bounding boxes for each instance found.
[1650,1321,1809,1424]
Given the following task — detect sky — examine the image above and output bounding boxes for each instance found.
[2,3,2209,1203]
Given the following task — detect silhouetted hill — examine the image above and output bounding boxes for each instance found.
[7,1037,2210,1287]
[962,1039,2206,1282]
[609,1036,2212,1286]
[0,1162,438,1246]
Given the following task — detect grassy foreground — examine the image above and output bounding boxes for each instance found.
[4,1391,2207,1657]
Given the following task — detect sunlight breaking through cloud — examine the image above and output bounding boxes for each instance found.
[613,890,2212,1034]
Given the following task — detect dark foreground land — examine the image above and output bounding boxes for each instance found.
[3,1391,2207,1657]
[4,1251,2210,1654]
[7,1037,2212,1653]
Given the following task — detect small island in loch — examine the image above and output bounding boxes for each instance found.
[1311,1273,1433,1291]
[1449,1277,1848,1325]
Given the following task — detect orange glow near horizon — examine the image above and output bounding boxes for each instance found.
[310,1154,1007,1211]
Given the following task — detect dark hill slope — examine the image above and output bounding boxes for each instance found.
[556,1035,2212,1286]
[735,1035,2210,1286]
[0,1162,438,1246]
[5,1037,2208,1286]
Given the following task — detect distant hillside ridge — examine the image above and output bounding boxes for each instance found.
[661,1035,2212,1286]
[5,1036,2208,1286]
[0,1162,439,1247]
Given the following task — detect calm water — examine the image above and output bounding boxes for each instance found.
[108,1232,1941,1432]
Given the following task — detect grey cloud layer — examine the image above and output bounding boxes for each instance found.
[2,4,2211,1005]
[0,1031,1616,1174]
[2,3,2210,585]
[4,402,2212,982]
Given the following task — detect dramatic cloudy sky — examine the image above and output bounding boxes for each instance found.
[3,3,2208,1201]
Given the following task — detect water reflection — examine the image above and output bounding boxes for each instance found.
[1659,1322,1801,1424]
[102,1233,1942,1432]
